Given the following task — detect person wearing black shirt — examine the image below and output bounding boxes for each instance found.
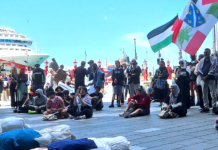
[63,90,73,108]
[90,86,103,110]
[74,61,88,91]
[109,60,124,108]
[55,86,64,98]
[128,61,141,97]
[87,60,94,81]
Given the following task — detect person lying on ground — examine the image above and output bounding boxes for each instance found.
[55,86,64,98]
[119,86,150,118]
[89,86,104,110]
[63,90,73,108]
[17,92,35,113]
[43,91,68,119]
[163,84,187,117]
[28,89,47,114]
[67,86,93,119]
[13,93,28,113]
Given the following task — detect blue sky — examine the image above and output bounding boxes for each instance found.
[0,0,215,73]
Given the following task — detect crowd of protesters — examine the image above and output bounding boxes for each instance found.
[0,48,217,120]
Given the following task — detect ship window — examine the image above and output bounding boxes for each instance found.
[0,39,4,42]
[10,48,13,50]
[15,35,18,38]
[15,49,19,51]
[10,35,13,37]
[0,48,2,50]
[28,49,31,51]
[12,44,16,46]
[2,48,7,50]
[21,49,25,51]
[0,44,4,46]
[5,35,8,37]
[6,44,10,46]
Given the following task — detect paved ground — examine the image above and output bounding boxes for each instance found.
[1,84,218,150]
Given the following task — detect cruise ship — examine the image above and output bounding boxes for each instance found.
[0,27,49,69]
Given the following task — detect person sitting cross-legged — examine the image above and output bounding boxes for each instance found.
[63,90,73,108]
[163,84,187,117]
[43,91,68,119]
[28,89,47,114]
[119,86,150,118]
[67,86,93,119]
[13,93,28,113]
[89,86,104,111]
[55,86,64,99]
[17,92,35,113]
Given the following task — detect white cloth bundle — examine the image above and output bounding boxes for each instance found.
[89,136,130,150]
[0,117,30,133]
[35,125,76,147]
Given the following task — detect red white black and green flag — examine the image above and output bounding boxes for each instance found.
[147,0,218,55]
[173,0,218,55]
[147,15,179,53]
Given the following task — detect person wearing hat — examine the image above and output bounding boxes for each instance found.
[28,89,47,114]
[17,92,35,113]
[119,86,150,118]
[88,60,94,81]
[32,62,46,93]
[127,61,141,97]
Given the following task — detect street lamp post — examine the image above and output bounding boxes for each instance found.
[134,39,137,60]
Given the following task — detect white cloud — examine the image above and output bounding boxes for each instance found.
[124,32,150,48]
[104,16,108,20]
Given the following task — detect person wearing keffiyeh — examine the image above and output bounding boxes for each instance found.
[198,48,217,113]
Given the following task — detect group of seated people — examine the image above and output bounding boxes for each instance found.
[119,83,187,119]
[13,85,104,120]
[13,80,187,120]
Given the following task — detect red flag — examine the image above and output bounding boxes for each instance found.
[202,0,218,5]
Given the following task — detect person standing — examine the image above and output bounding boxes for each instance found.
[74,61,88,91]
[87,60,94,81]
[45,68,54,89]
[109,60,124,108]
[0,74,3,103]
[175,59,190,109]
[154,61,169,106]
[9,67,18,107]
[198,48,217,113]
[91,63,104,88]
[32,62,46,93]
[17,68,28,103]
[195,54,205,110]
[128,61,141,97]
[123,63,129,100]
[3,73,9,100]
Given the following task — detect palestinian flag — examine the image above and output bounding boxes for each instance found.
[173,0,218,55]
[147,15,178,53]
